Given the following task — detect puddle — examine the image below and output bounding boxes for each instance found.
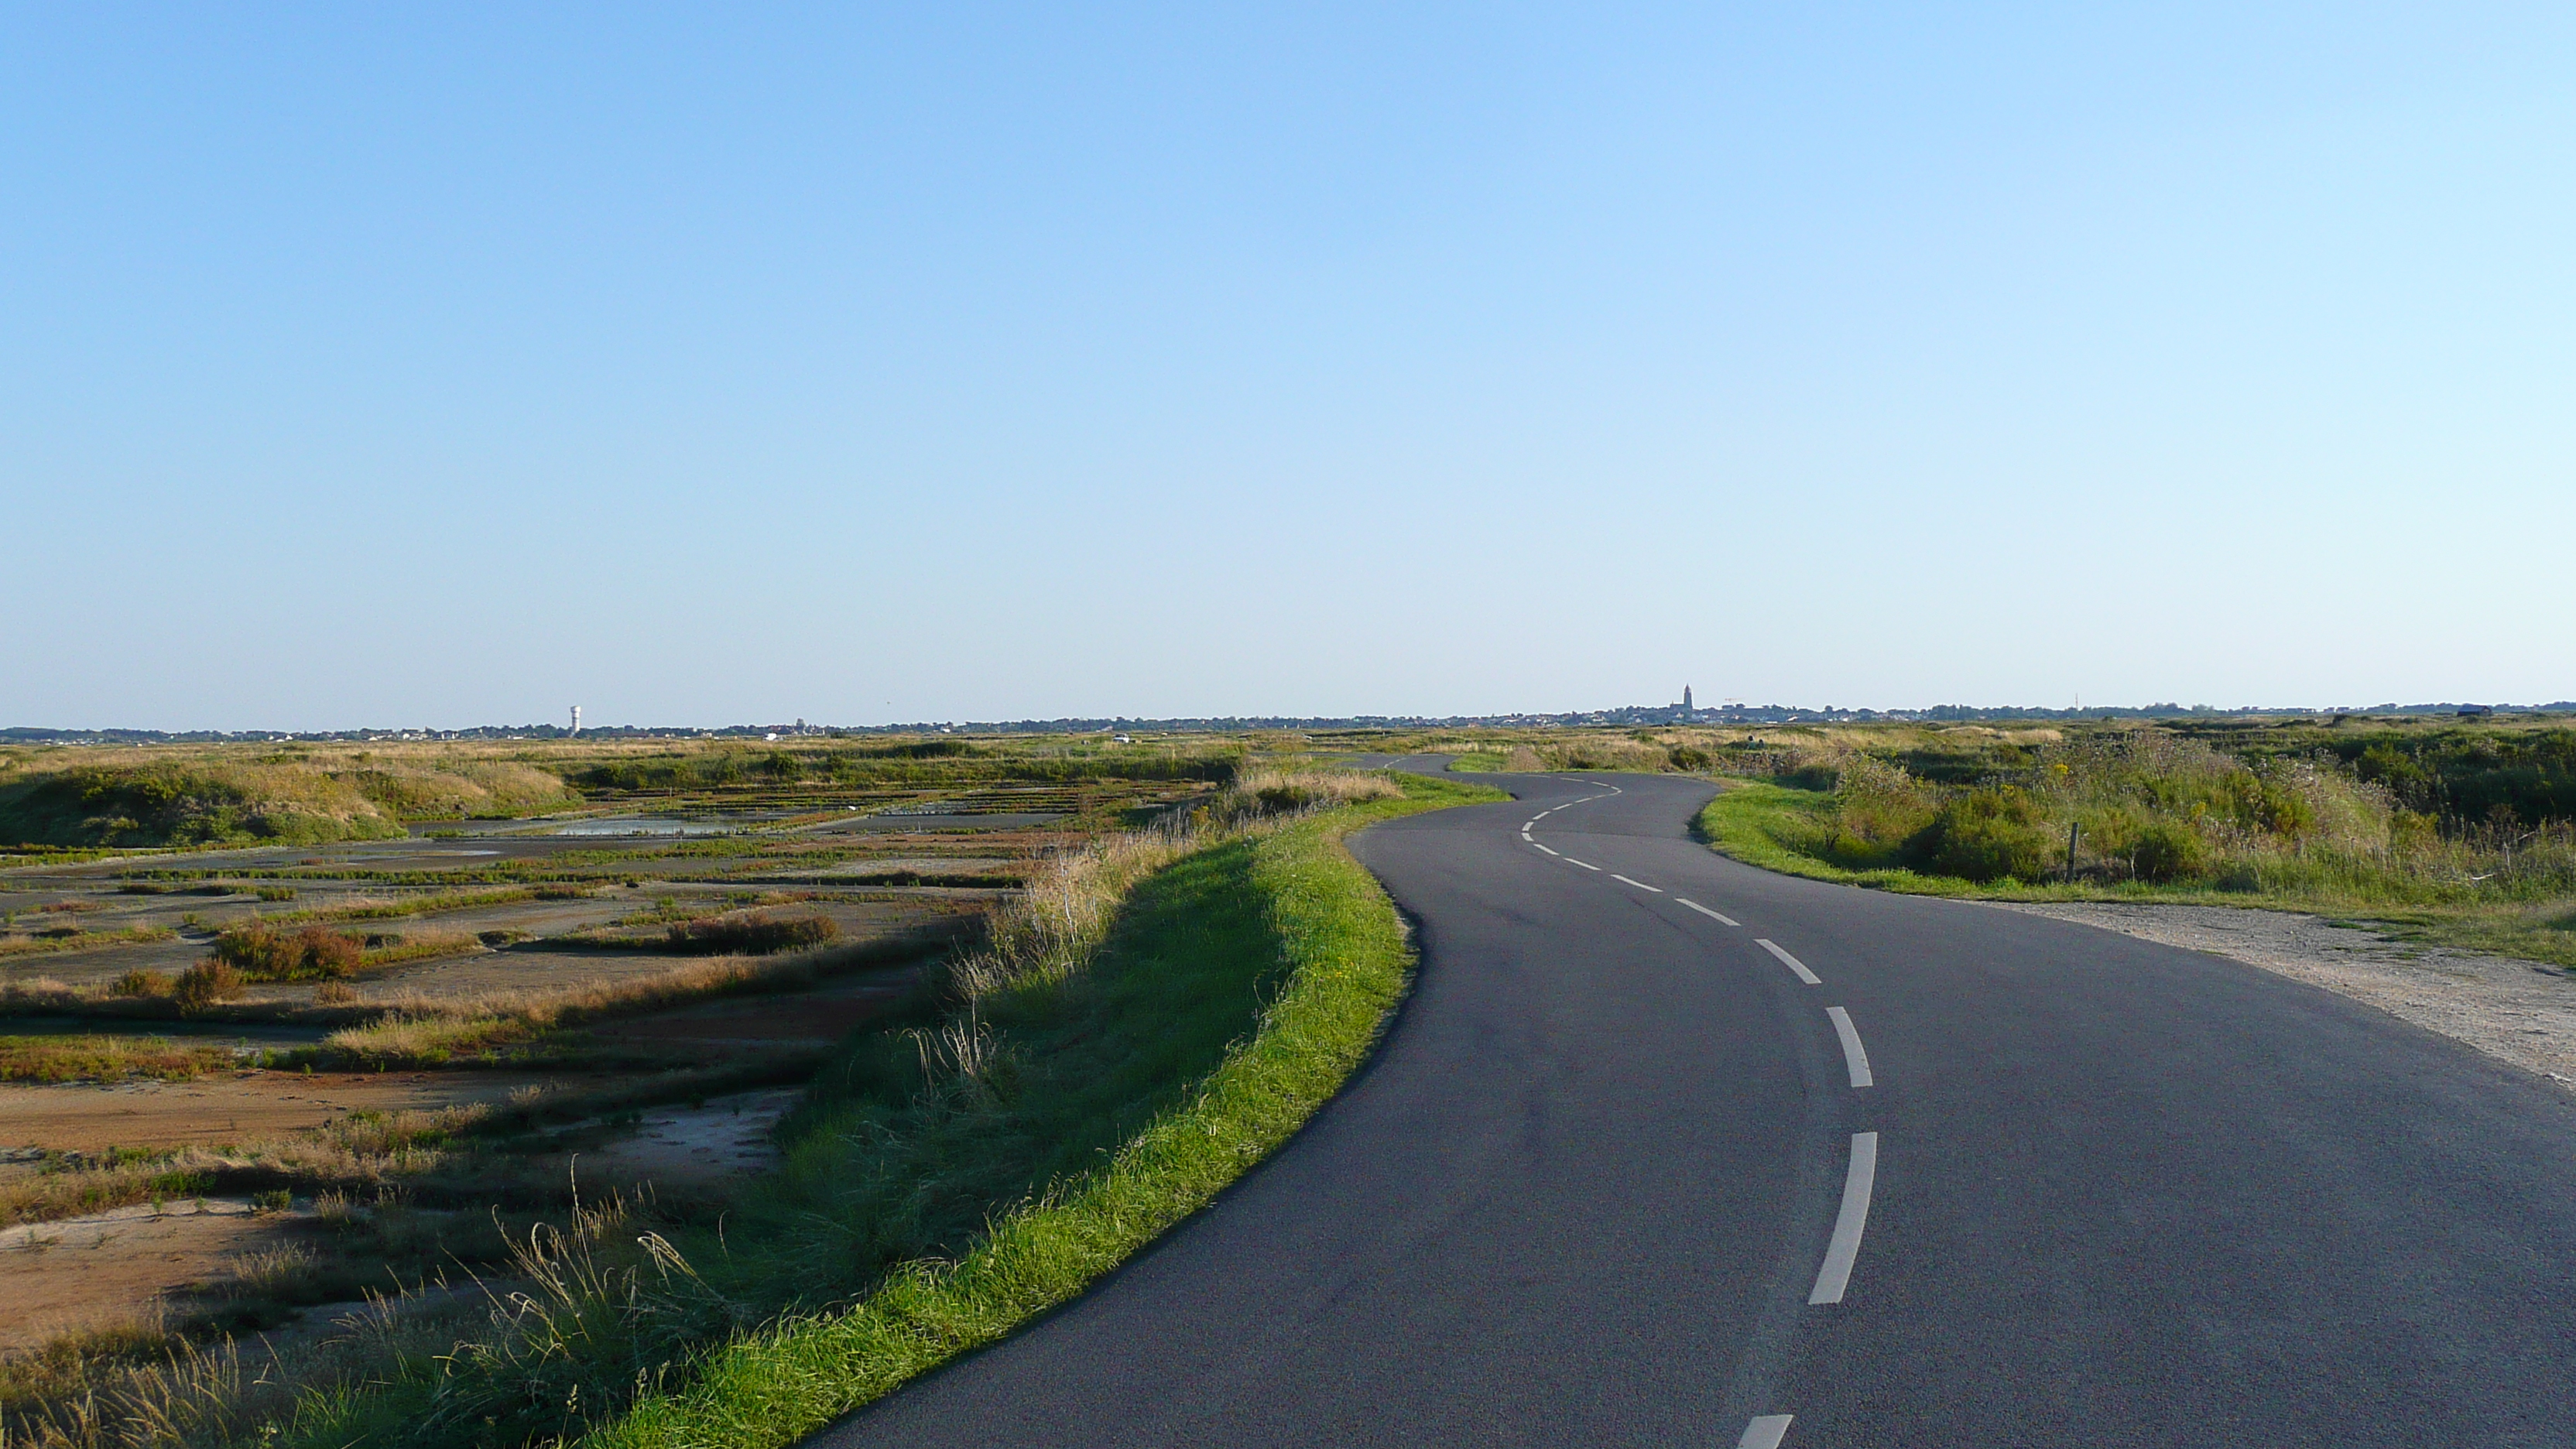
[546,819,736,838]
[578,1087,804,1187]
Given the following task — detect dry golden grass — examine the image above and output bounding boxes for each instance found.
[938,763,1382,1008]
[1226,766,1402,809]
[2,978,97,1012]
[0,1269,501,1449]
[320,927,959,1063]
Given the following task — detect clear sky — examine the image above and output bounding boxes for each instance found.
[8,4,2571,729]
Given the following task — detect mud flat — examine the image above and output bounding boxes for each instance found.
[0,1199,296,1353]
[0,1072,546,1155]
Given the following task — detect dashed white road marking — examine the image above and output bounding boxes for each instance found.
[1611,874,1663,892]
[1756,938,1823,985]
[1532,843,1559,856]
[1675,897,1738,927]
[1825,1005,1874,1088]
[1564,858,1601,871]
[1738,1415,1794,1449]
[1809,1132,1879,1305]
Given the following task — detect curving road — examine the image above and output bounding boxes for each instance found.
[811,768,2576,1447]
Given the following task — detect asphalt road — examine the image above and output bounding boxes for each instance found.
[812,769,2576,1447]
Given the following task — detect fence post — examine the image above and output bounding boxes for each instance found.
[2065,822,2081,884]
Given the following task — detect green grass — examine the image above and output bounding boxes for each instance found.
[253,772,1498,1448]
[1697,781,2576,971]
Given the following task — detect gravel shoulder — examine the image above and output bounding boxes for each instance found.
[1989,901,2576,1091]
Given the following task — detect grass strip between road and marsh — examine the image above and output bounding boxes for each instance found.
[556,774,1495,1449]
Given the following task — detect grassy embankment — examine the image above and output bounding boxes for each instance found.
[179,768,1495,1449]
[0,753,577,851]
[1694,724,2576,969]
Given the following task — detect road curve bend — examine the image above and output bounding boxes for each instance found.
[809,769,2576,1447]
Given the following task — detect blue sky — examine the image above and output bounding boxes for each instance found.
[7,4,2571,728]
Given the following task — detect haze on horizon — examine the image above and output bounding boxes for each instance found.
[8,5,2571,733]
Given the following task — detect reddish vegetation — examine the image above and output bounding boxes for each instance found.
[211,924,363,981]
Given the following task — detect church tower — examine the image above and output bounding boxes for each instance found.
[1682,685,1694,716]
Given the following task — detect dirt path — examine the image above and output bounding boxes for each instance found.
[1989,901,2576,1089]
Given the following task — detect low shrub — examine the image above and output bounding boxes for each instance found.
[109,968,172,999]
[173,960,245,1011]
[2129,820,2210,883]
[211,923,363,981]
[1918,788,2056,883]
[1828,758,1939,867]
[664,913,838,956]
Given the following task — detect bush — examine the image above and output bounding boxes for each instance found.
[665,913,838,955]
[173,960,244,1010]
[109,968,172,999]
[211,923,363,981]
[1834,758,1939,859]
[1917,789,2056,882]
[2129,821,2210,883]
[1667,745,1712,772]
